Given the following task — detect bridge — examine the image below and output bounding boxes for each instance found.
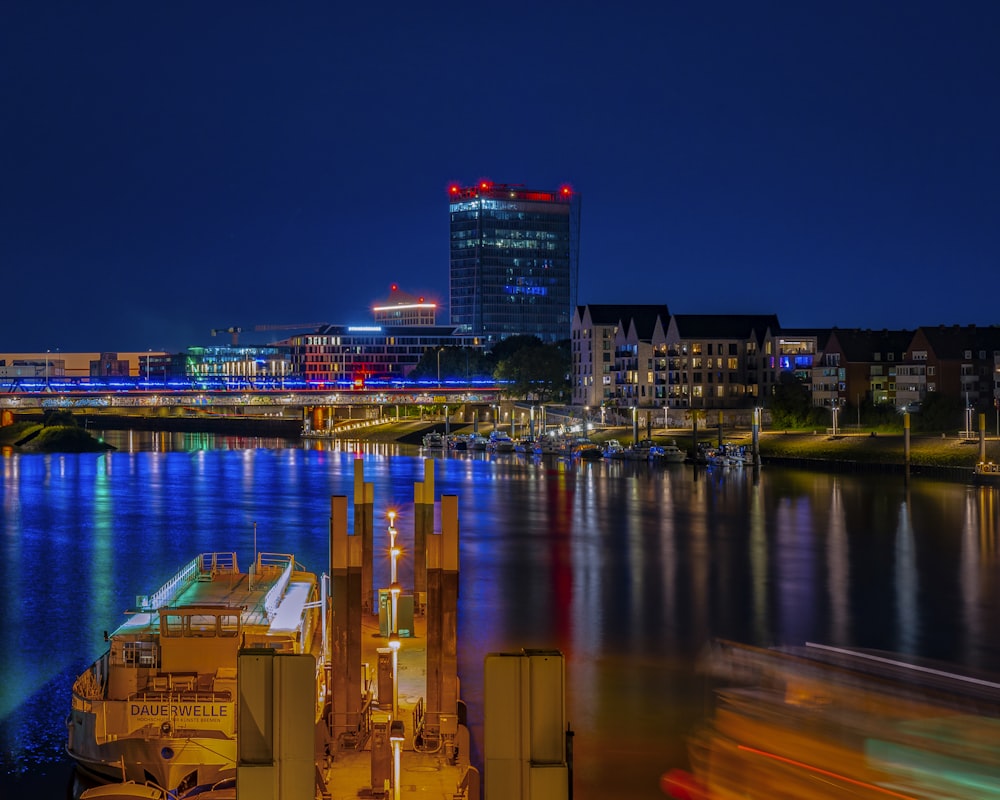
[0,376,508,431]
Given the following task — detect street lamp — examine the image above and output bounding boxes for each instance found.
[389,718,404,800]
[386,510,402,721]
[831,403,839,436]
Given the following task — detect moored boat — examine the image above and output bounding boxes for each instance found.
[662,640,1000,800]
[513,435,536,454]
[67,551,328,797]
[602,439,625,459]
[622,439,656,461]
[79,782,169,800]
[533,435,563,456]
[569,437,603,460]
[468,434,489,451]
[974,460,1000,485]
[650,442,687,464]
[422,431,444,449]
[488,430,516,453]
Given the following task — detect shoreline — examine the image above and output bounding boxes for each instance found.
[4,412,998,478]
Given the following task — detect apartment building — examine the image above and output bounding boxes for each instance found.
[571,304,670,408]
[897,324,1000,411]
[664,314,781,409]
[811,328,912,409]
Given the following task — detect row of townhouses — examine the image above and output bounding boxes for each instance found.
[570,304,1000,413]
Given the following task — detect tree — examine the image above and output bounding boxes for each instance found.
[912,391,963,432]
[408,346,493,381]
[43,409,76,427]
[767,374,824,429]
[494,342,570,402]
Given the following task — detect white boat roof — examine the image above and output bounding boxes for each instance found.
[268,580,312,634]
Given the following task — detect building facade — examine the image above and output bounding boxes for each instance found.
[896,325,1000,412]
[372,284,437,326]
[285,325,482,385]
[665,315,781,409]
[612,307,671,409]
[449,181,580,344]
[570,304,670,408]
[810,329,912,411]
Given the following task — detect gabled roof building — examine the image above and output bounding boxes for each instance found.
[571,304,669,408]
[665,314,781,409]
[811,328,913,409]
[613,306,670,408]
[897,324,1000,412]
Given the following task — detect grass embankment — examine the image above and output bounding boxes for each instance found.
[340,420,996,470]
[601,427,994,469]
[0,421,114,453]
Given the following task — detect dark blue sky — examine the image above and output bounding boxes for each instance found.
[3,1,998,353]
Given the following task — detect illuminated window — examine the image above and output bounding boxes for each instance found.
[162,614,185,637]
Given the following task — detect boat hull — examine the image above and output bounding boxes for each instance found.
[67,552,326,798]
[68,711,235,795]
[974,462,1000,485]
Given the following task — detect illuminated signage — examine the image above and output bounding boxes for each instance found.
[347,326,382,332]
[129,701,234,731]
[505,285,548,296]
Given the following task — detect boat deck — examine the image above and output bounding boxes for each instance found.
[112,555,311,637]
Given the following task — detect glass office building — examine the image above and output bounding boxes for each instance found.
[449,181,580,344]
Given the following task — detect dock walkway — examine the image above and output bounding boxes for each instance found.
[318,611,474,799]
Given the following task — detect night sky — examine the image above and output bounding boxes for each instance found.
[3,1,998,353]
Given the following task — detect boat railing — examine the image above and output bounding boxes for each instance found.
[199,551,239,576]
[141,557,201,611]
[259,553,295,621]
[133,688,233,703]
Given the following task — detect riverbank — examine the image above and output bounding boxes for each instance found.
[5,411,998,474]
[320,418,999,473]
[0,421,114,452]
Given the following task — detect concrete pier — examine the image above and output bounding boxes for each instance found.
[354,460,375,615]
[317,464,477,799]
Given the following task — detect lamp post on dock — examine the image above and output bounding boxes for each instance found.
[385,509,404,798]
[386,511,402,722]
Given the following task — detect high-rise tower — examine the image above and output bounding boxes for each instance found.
[448,181,580,344]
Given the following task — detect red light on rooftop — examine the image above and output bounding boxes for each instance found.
[560,185,572,196]
[391,283,398,291]
[448,184,459,194]
[418,296,424,302]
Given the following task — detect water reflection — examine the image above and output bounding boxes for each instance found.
[0,447,998,799]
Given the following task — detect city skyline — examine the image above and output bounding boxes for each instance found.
[3,2,998,354]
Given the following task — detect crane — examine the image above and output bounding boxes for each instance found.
[253,322,326,332]
[211,326,243,346]
[253,322,327,342]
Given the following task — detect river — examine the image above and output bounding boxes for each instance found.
[2,431,999,798]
